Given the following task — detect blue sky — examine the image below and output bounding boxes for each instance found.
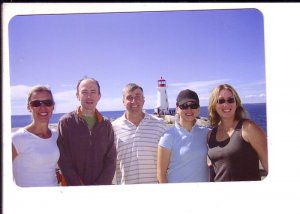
[9,9,266,115]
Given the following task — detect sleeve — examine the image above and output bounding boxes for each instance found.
[12,131,21,153]
[94,121,117,185]
[158,128,174,151]
[57,119,83,186]
[12,129,29,155]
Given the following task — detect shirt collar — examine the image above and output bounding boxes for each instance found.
[76,106,103,123]
[120,111,150,122]
[175,121,197,134]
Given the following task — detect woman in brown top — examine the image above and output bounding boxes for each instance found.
[207,84,268,181]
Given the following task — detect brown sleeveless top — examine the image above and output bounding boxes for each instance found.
[208,119,260,181]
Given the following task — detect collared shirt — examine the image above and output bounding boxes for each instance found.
[159,122,209,183]
[112,112,168,184]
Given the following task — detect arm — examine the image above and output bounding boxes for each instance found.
[157,145,171,183]
[242,120,268,173]
[12,144,18,161]
[57,120,83,185]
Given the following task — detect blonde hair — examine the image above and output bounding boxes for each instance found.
[208,84,248,127]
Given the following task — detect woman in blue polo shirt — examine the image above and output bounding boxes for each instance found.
[157,89,209,183]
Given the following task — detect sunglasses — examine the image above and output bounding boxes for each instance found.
[30,99,54,107]
[178,102,199,110]
[217,97,235,105]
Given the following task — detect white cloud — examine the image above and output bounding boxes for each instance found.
[169,79,229,92]
[10,85,32,115]
[166,79,231,107]
[99,97,124,111]
[54,90,76,101]
[245,93,266,98]
[10,85,32,100]
[243,93,266,104]
[52,90,78,113]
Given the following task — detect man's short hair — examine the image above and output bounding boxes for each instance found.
[122,83,144,99]
[76,76,101,95]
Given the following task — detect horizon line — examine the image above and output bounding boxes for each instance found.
[11,102,266,116]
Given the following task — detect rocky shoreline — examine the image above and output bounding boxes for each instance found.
[163,115,211,127]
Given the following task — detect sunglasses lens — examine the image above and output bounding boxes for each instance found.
[30,101,40,107]
[30,100,54,107]
[190,103,199,109]
[217,97,235,104]
[44,100,54,106]
[179,104,186,109]
[179,103,199,110]
[43,100,54,106]
[217,99,225,104]
[227,97,235,103]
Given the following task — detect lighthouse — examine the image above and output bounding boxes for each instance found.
[155,77,169,115]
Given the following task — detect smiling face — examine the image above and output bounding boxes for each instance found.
[177,101,200,123]
[215,89,237,120]
[123,87,145,115]
[28,90,54,124]
[76,79,101,114]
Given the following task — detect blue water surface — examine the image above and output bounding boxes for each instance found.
[11,103,267,133]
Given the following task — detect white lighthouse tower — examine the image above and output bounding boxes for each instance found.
[156,77,169,115]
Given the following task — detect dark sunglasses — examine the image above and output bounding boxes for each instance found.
[178,102,199,110]
[217,97,235,105]
[30,99,54,107]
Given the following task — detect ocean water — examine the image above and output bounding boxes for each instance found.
[10,103,267,133]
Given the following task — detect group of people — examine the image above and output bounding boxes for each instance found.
[12,77,268,187]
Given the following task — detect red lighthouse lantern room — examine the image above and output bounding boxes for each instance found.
[158,76,166,87]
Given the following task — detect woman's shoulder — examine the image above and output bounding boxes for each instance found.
[195,125,210,134]
[163,125,177,134]
[12,128,31,147]
[12,128,26,138]
[159,126,177,148]
[241,118,265,136]
[160,125,179,141]
[241,119,259,129]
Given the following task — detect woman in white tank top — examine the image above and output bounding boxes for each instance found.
[12,85,60,187]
